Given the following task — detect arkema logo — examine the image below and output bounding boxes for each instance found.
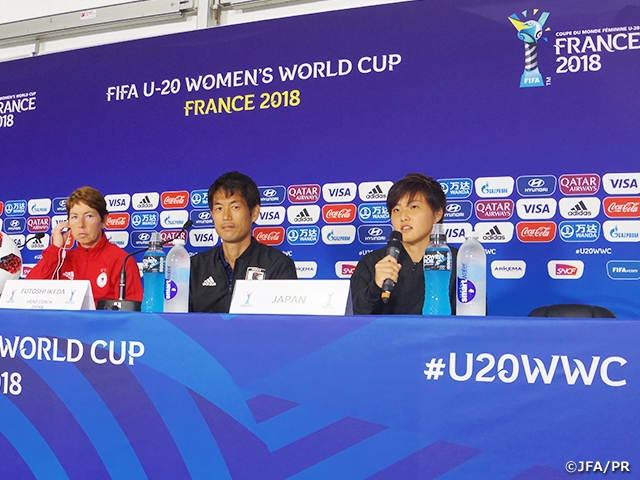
[491,260,526,279]
[259,186,286,205]
[28,198,52,215]
[322,182,357,203]
[295,261,318,279]
[358,203,389,223]
[603,221,640,242]
[607,261,640,280]
[516,175,556,196]
[548,260,584,279]
[559,221,600,242]
[445,201,473,221]
[256,206,285,226]
[287,205,321,224]
[438,178,473,199]
[358,181,393,202]
[559,197,600,219]
[190,190,209,208]
[475,177,515,198]
[603,173,640,195]
[516,198,557,220]
[474,222,515,243]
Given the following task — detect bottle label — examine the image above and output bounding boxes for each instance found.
[143,255,165,274]
[424,250,452,271]
[164,279,178,300]
[457,277,477,304]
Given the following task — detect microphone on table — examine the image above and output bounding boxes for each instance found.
[381,231,402,303]
[19,232,46,250]
[97,220,193,311]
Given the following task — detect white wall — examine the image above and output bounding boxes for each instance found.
[0,0,411,62]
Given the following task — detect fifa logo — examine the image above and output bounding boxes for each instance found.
[509,9,550,88]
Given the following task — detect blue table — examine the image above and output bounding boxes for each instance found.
[0,310,637,479]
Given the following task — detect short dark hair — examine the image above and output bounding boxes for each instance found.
[208,171,260,212]
[386,173,447,223]
[66,186,109,221]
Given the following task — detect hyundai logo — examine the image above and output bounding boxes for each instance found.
[263,189,277,197]
[138,233,151,241]
[198,211,211,220]
[447,204,461,213]
[528,178,545,188]
[368,227,383,236]
[10,220,19,227]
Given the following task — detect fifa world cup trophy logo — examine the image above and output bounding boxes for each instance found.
[509,10,550,88]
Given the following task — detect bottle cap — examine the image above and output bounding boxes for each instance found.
[172,237,186,246]
[149,231,163,249]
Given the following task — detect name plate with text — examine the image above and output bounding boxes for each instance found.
[0,280,95,310]
[229,279,352,316]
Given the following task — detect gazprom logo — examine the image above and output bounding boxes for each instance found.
[444,201,473,221]
[286,226,319,245]
[131,211,159,230]
[259,185,286,205]
[190,190,209,208]
[475,177,515,198]
[558,221,600,242]
[4,200,27,217]
[191,209,213,227]
[516,175,557,196]
[28,198,52,215]
[438,178,473,199]
[358,203,389,223]
[606,261,640,280]
[358,224,392,244]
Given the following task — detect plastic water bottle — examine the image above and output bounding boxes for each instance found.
[422,223,452,316]
[456,232,486,316]
[141,232,166,313]
[164,238,190,312]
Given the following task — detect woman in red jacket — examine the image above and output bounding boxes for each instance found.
[27,186,143,306]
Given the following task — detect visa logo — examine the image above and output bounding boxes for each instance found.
[260,211,281,220]
[447,228,466,237]
[109,199,127,207]
[610,179,638,189]
[524,204,550,214]
[328,188,351,197]
[194,232,215,242]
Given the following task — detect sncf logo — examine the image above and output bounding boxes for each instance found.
[516,221,556,242]
[547,260,584,279]
[335,261,357,278]
[105,213,130,230]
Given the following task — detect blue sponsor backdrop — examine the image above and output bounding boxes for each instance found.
[0,310,637,478]
[2,0,640,316]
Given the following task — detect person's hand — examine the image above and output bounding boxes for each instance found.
[374,254,402,289]
[51,221,71,249]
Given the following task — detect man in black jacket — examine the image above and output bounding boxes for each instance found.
[350,173,457,315]
[189,171,297,312]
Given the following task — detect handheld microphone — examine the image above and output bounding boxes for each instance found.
[381,231,402,303]
[98,220,193,311]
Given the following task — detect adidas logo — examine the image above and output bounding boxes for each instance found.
[568,201,590,217]
[202,276,216,287]
[294,208,313,222]
[63,271,74,280]
[483,225,505,241]
[137,195,153,209]
[365,185,385,200]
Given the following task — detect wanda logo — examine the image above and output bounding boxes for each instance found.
[105,213,130,230]
[516,221,556,242]
[161,191,189,209]
[253,227,284,246]
[603,197,640,218]
[322,204,357,223]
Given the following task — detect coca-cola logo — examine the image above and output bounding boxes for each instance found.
[253,227,284,245]
[322,204,357,223]
[516,221,557,242]
[0,202,3,216]
[603,197,640,218]
[104,213,131,230]
[27,216,50,233]
[161,191,189,209]
[475,200,514,220]
[287,184,321,204]
[559,174,600,195]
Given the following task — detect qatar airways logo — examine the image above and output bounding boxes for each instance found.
[603,197,640,218]
[335,261,358,278]
[475,176,515,198]
[287,184,321,204]
[516,221,557,242]
[253,227,285,246]
[559,174,600,195]
[548,260,584,279]
[28,198,52,215]
[27,216,50,233]
[475,200,514,220]
[104,213,130,230]
[322,204,357,223]
[161,191,189,209]
[603,173,640,195]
